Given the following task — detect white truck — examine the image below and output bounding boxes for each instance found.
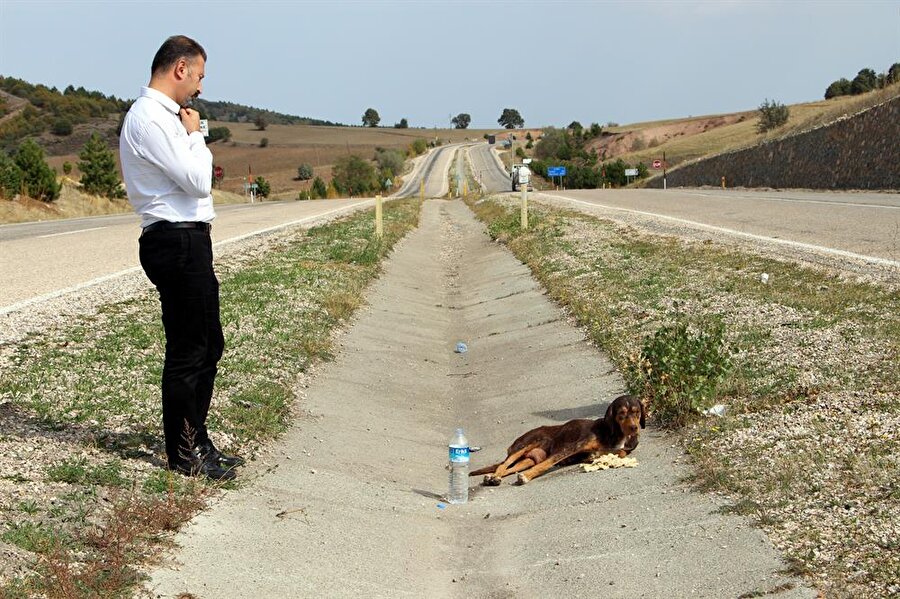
[510,164,532,192]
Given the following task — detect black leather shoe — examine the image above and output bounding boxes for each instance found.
[196,440,245,468]
[169,452,237,482]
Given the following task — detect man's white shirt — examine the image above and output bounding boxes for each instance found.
[119,86,215,228]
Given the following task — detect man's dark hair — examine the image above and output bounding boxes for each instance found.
[151,35,207,76]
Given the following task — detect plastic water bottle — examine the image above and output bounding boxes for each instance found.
[448,428,469,504]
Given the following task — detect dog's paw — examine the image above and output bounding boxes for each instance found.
[483,475,501,486]
[514,473,529,485]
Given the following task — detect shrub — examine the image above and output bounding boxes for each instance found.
[0,151,23,198]
[254,176,270,198]
[297,163,314,180]
[51,118,73,136]
[850,68,877,95]
[628,316,732,427]
[515,146,526,159]
[525,140,533,149]
[630,136,647,151]
[259,137,269,148]
[78,132,125,198]
[297,190,311,200]
[310,176,327,199]
[374,148,405,176]
[62,161,72,175]
[254,115,267,131]
[394,118,409,129]
[14,139,60,201]
[331,154,377,196]
[756,98,789,133]
[207,126,231,142]
[411,138,427,156]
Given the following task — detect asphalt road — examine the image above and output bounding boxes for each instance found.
[394,144,459,199]
[0,198,372,313]
[541,188,900,266]
[466,142,510,193]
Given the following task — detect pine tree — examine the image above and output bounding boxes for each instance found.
[14,139,60,202]
[78,132,125,199]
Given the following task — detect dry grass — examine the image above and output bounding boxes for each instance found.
[0,180,247,224]
[600,84,900,170]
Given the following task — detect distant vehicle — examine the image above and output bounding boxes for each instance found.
[487,134,496,144]
[511,164,533,192]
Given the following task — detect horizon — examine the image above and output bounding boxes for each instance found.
[0,1,898,129]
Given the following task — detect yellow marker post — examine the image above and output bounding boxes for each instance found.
[375,194,383,239]
[721,176,726,189]
[521,186,528,230]
[419,181,425,200]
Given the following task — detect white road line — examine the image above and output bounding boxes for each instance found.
[0,202,371,317]
[37,226,107,238]
[674,190,900,210]
[548,193,900,268]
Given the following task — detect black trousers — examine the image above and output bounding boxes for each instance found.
[139,227,224,466]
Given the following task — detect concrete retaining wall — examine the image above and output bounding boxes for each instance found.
[647,96,900,190]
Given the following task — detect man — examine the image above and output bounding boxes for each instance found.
[120,35,242,480]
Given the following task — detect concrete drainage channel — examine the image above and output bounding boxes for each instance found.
[147,200,814,598]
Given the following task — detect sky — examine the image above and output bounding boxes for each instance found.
[1,0,898,129]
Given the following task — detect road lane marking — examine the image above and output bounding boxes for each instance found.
[548,193,900,268]
[38,226,107,238]
[0,202,372,317]
[675,190,900,210]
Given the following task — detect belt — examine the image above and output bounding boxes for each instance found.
[141,221,211,235]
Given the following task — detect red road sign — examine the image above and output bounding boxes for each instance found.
[652,159,662,169]
[214,166,224,179]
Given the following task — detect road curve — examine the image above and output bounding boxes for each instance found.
[466,142,509,193]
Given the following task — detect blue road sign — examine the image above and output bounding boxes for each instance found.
[547,166,567,177]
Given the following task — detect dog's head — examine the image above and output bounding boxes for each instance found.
[604,394,646,438]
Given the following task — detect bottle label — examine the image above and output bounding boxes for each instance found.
[449,446,469,463]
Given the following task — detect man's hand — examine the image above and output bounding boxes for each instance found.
[179,107,201,134]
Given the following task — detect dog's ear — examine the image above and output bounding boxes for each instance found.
[639,399,646,429]
[604,400,616,421]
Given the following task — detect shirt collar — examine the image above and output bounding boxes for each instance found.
[141,86,181,115]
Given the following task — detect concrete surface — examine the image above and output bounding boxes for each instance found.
[146,199,815,599]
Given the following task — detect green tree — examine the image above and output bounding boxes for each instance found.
[756,99,790,133]
[14,139,59,202]
[207,126,231,142]
[568,121,583,131]
[451,113,471,129]
[362,108,380,127]
[254,115,268,131]
[259,137,269,148]
[411,138,427,155]
[394,118,409,129]
[824,78,851,99]
[255,175,270,198]
[78,132,125,199]
[850,68,877,94]
[374,147,405,177]
[332,154,376,196]
[297,163,314,180]
[498,108,524,129]
[311,176,327,199]
[589,123,602,137]
[62,161,72,175]
[310,176,327,199]
[887,63,900,85]
[0,151,23,198]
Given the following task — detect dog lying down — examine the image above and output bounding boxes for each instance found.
[470,394,645,485]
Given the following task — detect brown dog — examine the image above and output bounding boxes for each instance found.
[470,394,645,485]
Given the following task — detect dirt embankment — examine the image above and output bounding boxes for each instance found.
[587,113,751,160]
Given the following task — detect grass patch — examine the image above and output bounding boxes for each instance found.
[0,199,421,596]
[467,195,899,597]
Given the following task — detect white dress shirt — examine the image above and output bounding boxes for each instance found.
[119,86,215,228]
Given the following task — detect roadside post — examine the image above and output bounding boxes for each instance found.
[521,186,528,230]
[663,151,667,190]
[420,180,425,200]
[721,176,726,189]
[375,194,383,239]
